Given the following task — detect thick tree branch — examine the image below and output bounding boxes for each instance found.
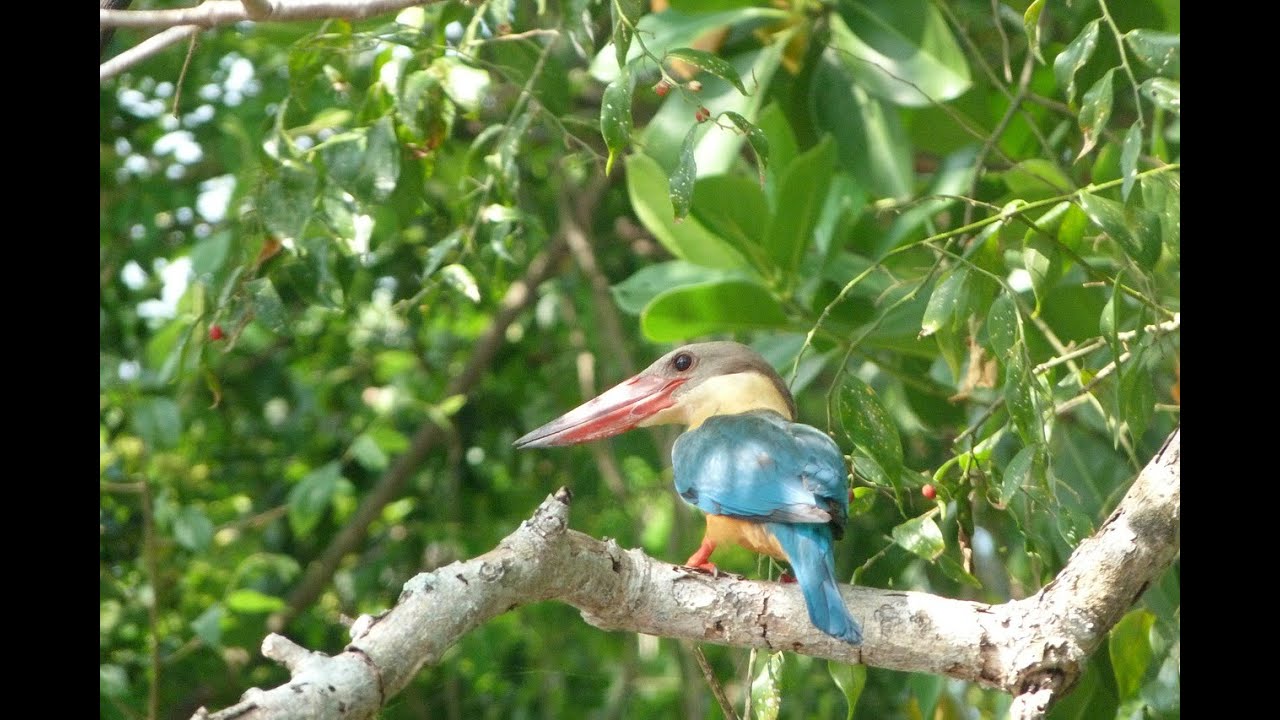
[100,25,201,82]
[100,0,441,29]
[197,429,1180,720]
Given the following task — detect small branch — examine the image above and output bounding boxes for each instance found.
[100,25,200,82]
[198,429,1180,719]
[101,0,440,29]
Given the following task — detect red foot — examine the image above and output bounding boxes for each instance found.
[779,572,797,584]
[683,537,718,575]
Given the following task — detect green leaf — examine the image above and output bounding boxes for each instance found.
[1109,610,1156,701]
[190,233,232,278]
[828,2,971,107]
[764,137,834,280]
[610,0,644,70]
[998,445,1039,506]
[1077,68,1116,159]
[838,375,904,489]
[1004,352,1044,446]
[1120,363,1155,440]
[440,263,481,303]
[691,175,771,275]
[936,554,982,588]
[361,116,401,202]
[288,461,342,538]
[132,396,182,450]
[350,433,389,471]
[1124,30,1179,78]
[920,267,969,338]
[1120,124,1143,200]
[670,125,700,221]
[1139,78,1180,114]
[1077,192,1160,269]
[259,161,316,239]
[892,513,944,560]
[811,55,912,200]
[985,293,1019,357]
[723,111,770,184]
[828,662,867,720]
[173,506,214,552]
[665,47,747,94]
[641,280,787,341]
[191,603,226,647]
[1023,0,1046,64]
[625,153,746,268]
[1141,173,1180,261]
[601,74,634,175]
[751,651,785,720]
[1053,19,1100,105]
[611,261,748,315]
[246,278,288,333]
[1023,234,1060,315]
[849,486,876,515]
[226,589,287,614]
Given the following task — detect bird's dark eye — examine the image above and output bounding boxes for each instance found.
[672,353,693,372]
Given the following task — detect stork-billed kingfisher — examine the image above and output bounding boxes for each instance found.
[514,341,863,645]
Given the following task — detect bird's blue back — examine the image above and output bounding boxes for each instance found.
[671,410,849,530]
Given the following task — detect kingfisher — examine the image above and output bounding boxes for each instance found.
[514,341,862,644]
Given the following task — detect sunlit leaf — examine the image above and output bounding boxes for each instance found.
[828,662,867,720]
[751,652,785,720]
[1023,0,1046,64]
[811,54,912,200]
[641,280,786,341]
[892,513,944,560]
[691,175,772,275]
[226,589,287,614]
[1110,609,1156,701]
[611,261,748,315]
[440,263,481,303]
[626,153,746,268]
[246,278,288,333]
[828,2,971,107]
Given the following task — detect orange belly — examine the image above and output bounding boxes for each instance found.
[704,514,787,561]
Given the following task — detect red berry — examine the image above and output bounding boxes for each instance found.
[921,484,936,500]
[695,106,710,123]
[209,325,225,341]
[654,80,672,97]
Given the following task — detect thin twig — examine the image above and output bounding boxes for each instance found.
[690,644,740,720]
[171,31,199,116]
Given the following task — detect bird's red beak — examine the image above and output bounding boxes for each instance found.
[514,374,687,448]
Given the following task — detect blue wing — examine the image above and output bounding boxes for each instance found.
[671,410,849,530]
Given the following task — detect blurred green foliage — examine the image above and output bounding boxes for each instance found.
[101,0,1179,718]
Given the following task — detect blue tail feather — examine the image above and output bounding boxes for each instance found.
[767,523,862,645]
